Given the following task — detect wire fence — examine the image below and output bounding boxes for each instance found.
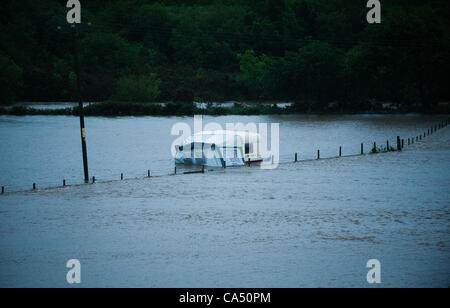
[1,119,448,196]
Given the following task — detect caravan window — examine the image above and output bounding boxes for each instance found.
[245,143,253,154]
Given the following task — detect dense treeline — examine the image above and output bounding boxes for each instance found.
[1,0,450,112]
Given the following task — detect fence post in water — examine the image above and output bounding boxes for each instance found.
[121,173,123,180]
[1,186,4,194]
[63,180,66,187]
[408,138,410,145]
[33,183,36,190]
[361,143,364,155]
[92,176,95,183]
[387,140,390,151]
[317,150,320,160]
[295,152,298,162]
[148,170,151,178]
[339,146,342,157]
[402,139,404,149]
[397,136,401,151]
[373,142,377,153]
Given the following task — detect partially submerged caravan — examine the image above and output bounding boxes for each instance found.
[175,130,263,167]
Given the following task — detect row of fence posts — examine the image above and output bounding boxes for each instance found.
[0,168,154,194]
[292,119,449,164]
[1,120,448,195]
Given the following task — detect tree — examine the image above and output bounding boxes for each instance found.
[113,73,161,102]
[236,50,268,99]
[285,42,344,107]
[0,54,23,105]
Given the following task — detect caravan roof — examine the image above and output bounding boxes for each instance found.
[182,130,260,147]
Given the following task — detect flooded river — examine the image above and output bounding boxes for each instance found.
[0,114,449,287]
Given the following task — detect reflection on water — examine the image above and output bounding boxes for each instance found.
[0,114,449,287]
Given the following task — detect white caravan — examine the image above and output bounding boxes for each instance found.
[175,130,263,167]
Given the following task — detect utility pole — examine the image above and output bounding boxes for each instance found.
[71,26,89,183]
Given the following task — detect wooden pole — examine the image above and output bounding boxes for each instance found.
[397,136,401,151]
[295,152,298,162]
[317,150,320,160]
[373,142,377,153]
[121,173,123,180]
[92,176,95,183]
[361,143,364,155]
[63,180,66,187]
[72,27,89,184]
[1,186,4,194]
[408,138,410,145]
[148,170,151,178]
[33,183,36,190]
[402,139,404,149]
[339,146,342,157]
[387,140,390,151]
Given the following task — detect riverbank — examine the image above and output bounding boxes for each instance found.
[1,101,449,117]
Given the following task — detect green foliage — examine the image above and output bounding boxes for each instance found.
[173,88,195,103]
[0,54,23,105]
[113,74,161,102]
[0,0,449,111]
[236,50,268,98]
[80,32,145,71]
